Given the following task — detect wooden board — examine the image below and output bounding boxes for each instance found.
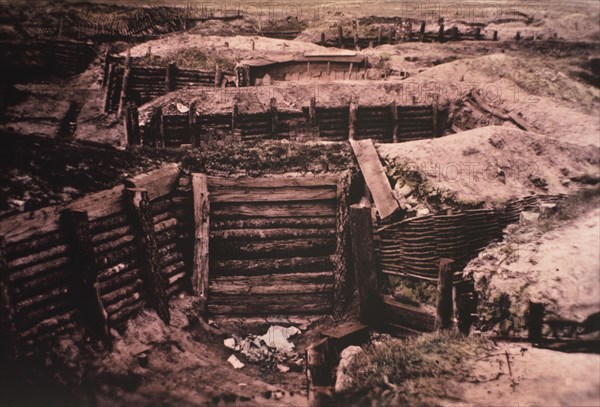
[382,295,435,332]
[211,256,333,276]
[350,139,399,219]
[209,272,334,295]
[207,293,333,315]
[125,163,180,201]
[210,201,336,219]
[209,186,336,203]
[192,174,210,308]
[207,174,340,188]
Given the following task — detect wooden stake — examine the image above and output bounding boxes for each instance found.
[438,24,445,42]
[435,258,454,330]
[493,31,498,41]
[348,99,358,140]
[165,62,176,92]
[103,63,115,113]
[231,102,238,131]
[432,96,439,137]
[0,236,18,360]
[306,337,333,387]
[158,107,165,148]
[320,32,325,44]
[309,97,317,125]
[391,102,399,143]
[270,97,278,137]
[102,45,111,87]
[528,301,544,343]
[338,25,344,48]
[214,64,222,88]
[349,204,382,326]
[61,210,110,340]
[334,170,352,314]
[192,174,210,314]
[125,188,170,324]
[378,25,383,45]
[188,101,197,146]
[125,102,140,145]
[117,49,131,118]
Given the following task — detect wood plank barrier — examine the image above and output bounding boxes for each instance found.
[204,173,346,320]
[0,164,183,359]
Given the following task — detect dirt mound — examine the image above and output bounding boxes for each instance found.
[376,126,600,207]
[464,197,600,334]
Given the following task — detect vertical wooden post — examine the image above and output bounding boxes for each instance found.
[438,24,445,42]
[0,236,18,360]
[231,102,238,132]
[348,62,353,79]
[338,25,344,48]
[456,291,475,335]
[102,45,111,87]
[349,204,381,326]
[165,62,176,92]
[432,95,439,137]
[493,31,498,41]
[158,107,165,148]
[348,99,358,140]
[377,25,382,45]
[307,61,311,78]
[306,338,333,387]
[326,61,331,78]
[309,97,317,126]
[214,64,222,88]
[126,102,141,145]
[188,101,197,146]
[436,258,454,330]
[334,170,352,314]
[515,31,521,41]
[420,21,426,36]
[192,174,210,315]
[61,210,110,340]
[353,31,359,49]
[475,27,481,40]
[320,32,325,44]
[117,49,132,118]
[146,45,152,57]
[125,188,170,324]
[390,26,396,44]
[270,97,278,138]
[103,63,115,113]
[528,301,544,343]
[391,102,399,143]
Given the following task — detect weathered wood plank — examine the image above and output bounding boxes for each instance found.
[382,295,435,332]
[210,228,335,240]
[211,201,336,219]
[209,186,336,203]
[207,293,333,315]
[192,173,210,313]
[124,163,180,202]
[70,185,125,221]
[211,238,336,260]
[210,217,336,230]
[207,174,340,188]
[124,188,170,324]
[211,256,333,276]
[0,206,62,244]
[350,139,399,219]
[209,272,334,295]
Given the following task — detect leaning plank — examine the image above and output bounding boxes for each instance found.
[0,206,62,244]
[124,163,180,201]
[350,139,399,219]
[124,188,170,324]
[191,173,210,313]
[209,272,334,295]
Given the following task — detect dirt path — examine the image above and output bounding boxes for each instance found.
[453,342,600,407]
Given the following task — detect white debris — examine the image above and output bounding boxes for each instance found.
[260,325,301,352]
[416,207,430,217]
[277,364,290,373]
[175,103,189,113]
[223,338,237,350]
[520,211,540,225]
[227,354,244,369]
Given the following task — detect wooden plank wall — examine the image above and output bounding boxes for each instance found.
[149,104,439,147]
[0,165,185,358]
[205,175,341,317]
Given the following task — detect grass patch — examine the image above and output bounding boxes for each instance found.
[337,332,492,406]
[390,277,438,306]
[136,47,236,71]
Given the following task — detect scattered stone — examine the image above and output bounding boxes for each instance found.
[540,203,557,218]
[227,354,244,369]
[416,207,430,217]
[224,338,237,350]
[277,364,290,373]
[334,346,363,393]
[520,211,540,225]
[175,103,189,113]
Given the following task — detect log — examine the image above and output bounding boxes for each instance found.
[207,292,332,315]
[91,224,132,245]
[95,234,135,255]
[69,185,125,221]
[435,258,454,330]
[348,99,358,140]
[117,49,131,118]
[211,238,336,260]
[124,163,180,202]
[8,256,70,284]
[383,295,436,331]
[192,173,210,313]
[350,139,399,219]
[7,244,68,269]
[165,62,176,92]
[124,189,170,324]
[211,201,336,219]
[0,236,18,359]
[61,209,110,340]
[99,271,140,295]
[211,256,333,276]
[306,338,334,387]
[210,228,335,240]
[0,206,62,245]
[349,204,382,326]
[207,174,340,188]
[209,272,334,295]
[391,102,399,143]
[209,186,336,203]
[309,97,317,125]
